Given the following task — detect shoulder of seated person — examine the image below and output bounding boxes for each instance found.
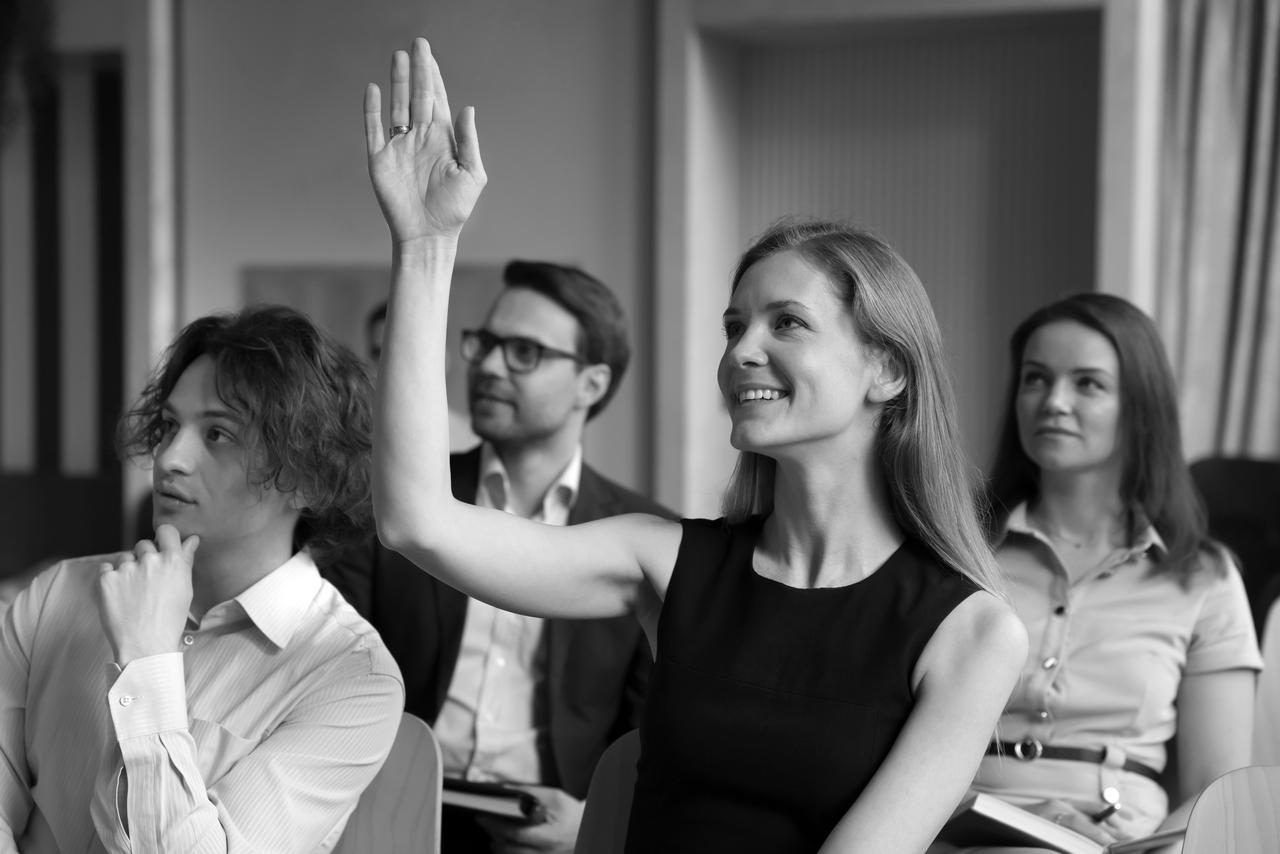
[937,591,1028,659]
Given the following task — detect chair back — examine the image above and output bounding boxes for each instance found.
[574,729,640,854]
[1189,457,1280,639]
[333,711,443,854]
[1181,765,1280,853]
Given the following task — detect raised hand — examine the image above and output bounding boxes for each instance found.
[364,37,486,245]
[96,524,199,668]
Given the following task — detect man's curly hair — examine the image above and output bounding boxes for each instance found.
[118,304,373,559]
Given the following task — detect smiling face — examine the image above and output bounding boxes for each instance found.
[151,354,299,552]
[716,250,884,458]
[1015,320,1123,478]
[466,287,592,448]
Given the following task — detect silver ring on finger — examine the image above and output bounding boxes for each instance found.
[390,124,411,137]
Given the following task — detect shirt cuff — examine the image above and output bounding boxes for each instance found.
[107,653,189,740]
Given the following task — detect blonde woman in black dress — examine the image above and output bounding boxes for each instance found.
[364,38,1026,853]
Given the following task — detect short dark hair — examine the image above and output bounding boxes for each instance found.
[987,292,1215,584]
[502,260,629,420]
[117,304,374,559]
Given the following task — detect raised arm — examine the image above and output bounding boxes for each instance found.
[365,39,677,620]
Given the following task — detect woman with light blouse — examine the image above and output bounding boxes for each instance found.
[942,293,1261,852]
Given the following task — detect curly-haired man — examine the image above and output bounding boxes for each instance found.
[0,305,404,853]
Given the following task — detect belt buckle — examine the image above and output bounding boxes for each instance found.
[1013,738,1044,761]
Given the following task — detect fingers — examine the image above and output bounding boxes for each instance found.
[154,523,183,554]
[390,49,410,131]
[474,815,524,840]
[364,83,385,153]
[411,37,446,131]
[182,534,200,560]
[134,539,158,560]
[455,106,485,178]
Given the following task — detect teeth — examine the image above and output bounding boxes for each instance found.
[738,389,786,403]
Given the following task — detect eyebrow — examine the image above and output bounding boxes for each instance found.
[722,299,812,320]
[480,327,561,349]
[1020,359,1116,377]
[161,401,247,425]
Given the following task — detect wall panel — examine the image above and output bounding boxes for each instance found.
[735,13,1100,468]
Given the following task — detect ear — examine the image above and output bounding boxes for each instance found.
[575,363,612,411]
[867,347,907,405]
[286,487,313,514]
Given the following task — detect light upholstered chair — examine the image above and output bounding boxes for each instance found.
[333,712,442,854]
[1181,765,1280,853]
[574,729,640,854]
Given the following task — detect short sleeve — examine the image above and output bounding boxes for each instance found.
[1185,552,1264,675]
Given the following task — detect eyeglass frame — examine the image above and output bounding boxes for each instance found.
[460,328,585,374]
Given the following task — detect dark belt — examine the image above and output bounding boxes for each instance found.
[987,740,1162,784]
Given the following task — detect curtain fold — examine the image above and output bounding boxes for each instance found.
[1158,0,1280,458]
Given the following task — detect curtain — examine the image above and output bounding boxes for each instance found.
[1158,0,1280,458]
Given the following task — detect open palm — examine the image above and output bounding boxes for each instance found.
[364,38,486,243]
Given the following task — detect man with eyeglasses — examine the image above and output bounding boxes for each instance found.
[324,260,672,854]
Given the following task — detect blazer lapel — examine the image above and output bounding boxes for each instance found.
[549,463,619,712]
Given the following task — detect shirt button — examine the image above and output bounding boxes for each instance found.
[1036,709,1050,720]
[494,655,506,668]
[182,635,194,646]
[118,695,133,707]
[1054,605,1067,616]
[1042,656,1059,669]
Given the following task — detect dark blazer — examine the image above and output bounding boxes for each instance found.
[322,446,673,798]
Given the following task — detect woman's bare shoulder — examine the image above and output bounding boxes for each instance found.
[927,590,1028,674]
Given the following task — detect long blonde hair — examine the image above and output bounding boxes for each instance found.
[722,220,1004,597]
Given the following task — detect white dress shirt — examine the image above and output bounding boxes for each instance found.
[434,444,581,784]
[0,550,404,853]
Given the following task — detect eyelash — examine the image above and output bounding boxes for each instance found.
[722,315,806,338]
[1020,373,1105,391]
[155,419,236,445]
[206,426,238,444]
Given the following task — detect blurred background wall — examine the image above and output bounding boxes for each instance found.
[0,0,1167,573]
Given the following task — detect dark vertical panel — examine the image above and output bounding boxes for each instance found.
[0,129,5,464]
[94,60,124,470]
[32,84,60,473]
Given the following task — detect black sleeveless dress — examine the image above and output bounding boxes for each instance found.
[625,516,980,853]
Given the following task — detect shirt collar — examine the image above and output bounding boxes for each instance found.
[231,550,323,649]
[478,442,582,518]
[999,501,1168,558]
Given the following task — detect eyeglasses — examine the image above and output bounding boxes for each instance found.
[460,329,583,374]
